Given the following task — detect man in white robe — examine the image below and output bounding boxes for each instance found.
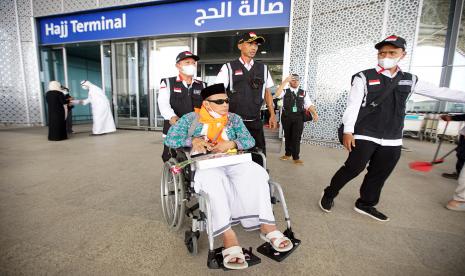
[78,80,116,135]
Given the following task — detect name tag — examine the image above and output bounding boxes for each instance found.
[193,89,201,95]
[234,69,243,76]
[173,87,182,93]
[399,80,413,86]
[368,79,380,85]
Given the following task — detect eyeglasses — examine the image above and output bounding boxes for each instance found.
[207,98,229,105]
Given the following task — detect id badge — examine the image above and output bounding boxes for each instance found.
[292,106,297,112]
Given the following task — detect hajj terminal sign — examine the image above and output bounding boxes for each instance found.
[38,0,290,45]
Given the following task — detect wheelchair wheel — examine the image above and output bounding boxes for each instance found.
[160,159,186,231]
[185,230,199,256]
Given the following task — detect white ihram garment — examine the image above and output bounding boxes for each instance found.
[194,161,275,237]
[81,83,116,135]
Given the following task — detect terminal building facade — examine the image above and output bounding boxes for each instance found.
[1,0,464,147]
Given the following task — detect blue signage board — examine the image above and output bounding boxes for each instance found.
[38,0,290,45]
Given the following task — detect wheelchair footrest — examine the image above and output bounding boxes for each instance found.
[207,247,261,270]
[256,233,300,262]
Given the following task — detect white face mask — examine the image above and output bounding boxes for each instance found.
[378,57,401,69]
[205,103,223,118]
[81,85,89,90]
[181,64,196,76]
[62,91,69,95]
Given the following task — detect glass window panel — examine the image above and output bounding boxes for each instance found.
[412,0,450,67]
[453,5,465,65]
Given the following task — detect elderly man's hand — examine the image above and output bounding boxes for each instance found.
[269,114,277,129]
[211,141,236,153]
[192,137,212,154]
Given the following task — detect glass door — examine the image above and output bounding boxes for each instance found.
[112,41,139,127]
[149,37,193,129]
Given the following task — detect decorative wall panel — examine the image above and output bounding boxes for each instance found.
[0,0,27,124]
[63,0,97,13]
[32,0,62,17]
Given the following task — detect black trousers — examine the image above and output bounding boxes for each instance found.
[281,113,304,160]
[324,140,401,207]
[456,135,465,174]
[162,120,174,162]
[66,109,73,134]
[243,120,266,166]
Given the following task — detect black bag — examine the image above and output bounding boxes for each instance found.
[303,110,313,122]
[337,75,402,145]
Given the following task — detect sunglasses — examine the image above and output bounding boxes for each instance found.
[207,98,229,105]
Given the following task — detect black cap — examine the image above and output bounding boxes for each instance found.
[201,83,226,100]
[175,51,199,63]
[375,35,407,50]
[238,32,265,45]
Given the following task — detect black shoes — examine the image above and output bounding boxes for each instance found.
[354,202,389,222]
[442,172,459,180]
[319,192,334,213]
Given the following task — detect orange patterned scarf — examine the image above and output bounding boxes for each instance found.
[197,104,228,144]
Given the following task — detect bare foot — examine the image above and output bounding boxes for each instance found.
[260,224,290,248]
[223,229,244,264]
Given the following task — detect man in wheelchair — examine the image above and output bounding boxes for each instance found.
[164,83,293,270]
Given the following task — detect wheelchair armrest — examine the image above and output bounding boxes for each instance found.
[169,147,193,162]
[242,147,267,169]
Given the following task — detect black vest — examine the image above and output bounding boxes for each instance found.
[225,59,266,121]
[353,69,417,139]
[282,88,305,116]
[162,77,205,134]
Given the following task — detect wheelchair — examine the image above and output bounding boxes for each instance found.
[160,148,300,269]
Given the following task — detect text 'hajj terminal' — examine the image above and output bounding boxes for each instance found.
[44,13,127,39]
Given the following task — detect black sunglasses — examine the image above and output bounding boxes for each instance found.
[207,98,229,105]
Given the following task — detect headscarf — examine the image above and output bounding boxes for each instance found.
[48,81,62,91]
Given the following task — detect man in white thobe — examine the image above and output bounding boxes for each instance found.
[78,80,116,135]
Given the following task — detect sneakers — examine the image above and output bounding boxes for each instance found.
[319,192,334,213]
[354,203,389,222]
[442,172,459,180]
[293,159,304,165]
[279,155,291,161]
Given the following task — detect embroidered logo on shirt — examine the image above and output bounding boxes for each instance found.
[368,79,381,85]
[398,80,413,86]
[234,69,243,76]
[173,87,182,93]
[193,89,201,95]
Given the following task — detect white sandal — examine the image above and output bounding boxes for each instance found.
[260,230,293,252]
[222,246,248,270]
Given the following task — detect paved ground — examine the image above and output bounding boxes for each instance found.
[0,125,464,275]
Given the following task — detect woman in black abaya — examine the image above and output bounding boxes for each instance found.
[46,81,67,141]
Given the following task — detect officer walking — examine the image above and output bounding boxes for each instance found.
[216,32,277,156]
[275,74,318,164]
[158,51,206,161]
[319,35,465,221]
